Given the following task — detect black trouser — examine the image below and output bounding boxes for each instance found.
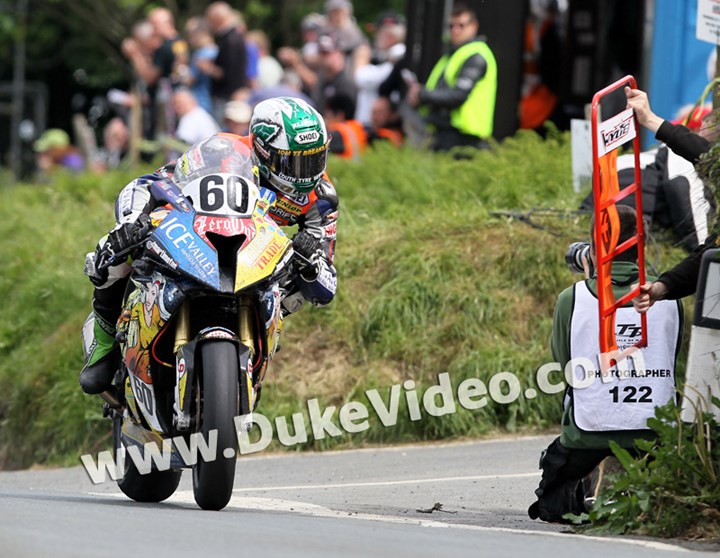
[92,278,129,335]
[528,437,613,523]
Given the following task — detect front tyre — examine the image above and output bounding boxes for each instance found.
[114,414,182,503]
[192,341,239,510]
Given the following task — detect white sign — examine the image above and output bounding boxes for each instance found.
[596,108,636,157]
[697,0,720,44]
[571,119,592,193]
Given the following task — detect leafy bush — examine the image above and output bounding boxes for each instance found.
[586,397,720,539]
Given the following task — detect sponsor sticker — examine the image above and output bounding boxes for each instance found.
[295,130,320,144]
[597,108,636,156]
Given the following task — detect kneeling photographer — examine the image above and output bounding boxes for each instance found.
[528,205,684,523]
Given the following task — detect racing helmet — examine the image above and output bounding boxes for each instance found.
[250,97,329,195]
[173,132,257,188]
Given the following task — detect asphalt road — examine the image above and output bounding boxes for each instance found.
[0,435,715,557]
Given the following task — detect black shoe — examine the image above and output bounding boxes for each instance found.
[80,348,119,394]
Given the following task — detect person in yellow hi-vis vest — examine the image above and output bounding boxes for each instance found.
[406,2,497,151]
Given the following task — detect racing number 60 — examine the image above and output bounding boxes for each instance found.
[198,175,250,214]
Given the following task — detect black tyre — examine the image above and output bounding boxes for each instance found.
[114,414,182,503]
[192,341,239,510]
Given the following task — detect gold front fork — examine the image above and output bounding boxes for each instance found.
[174,301,191,353]
[238,295,255,356]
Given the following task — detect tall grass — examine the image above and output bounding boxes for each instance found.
[0,132,690,469]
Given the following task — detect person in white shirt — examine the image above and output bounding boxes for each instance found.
[172,88,221,145]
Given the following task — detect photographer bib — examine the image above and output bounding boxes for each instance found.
[569,281,681,432]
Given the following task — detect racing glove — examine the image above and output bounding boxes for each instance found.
[292,230,322,281]
[107,214,152,255]
[292,230,320,259]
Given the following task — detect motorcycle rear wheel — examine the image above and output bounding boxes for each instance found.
[192,340,240,511]
[113,414,182,503]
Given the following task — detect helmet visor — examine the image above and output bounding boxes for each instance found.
[263,142,329,188]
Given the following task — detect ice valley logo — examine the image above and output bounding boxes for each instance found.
[295,130,320,144]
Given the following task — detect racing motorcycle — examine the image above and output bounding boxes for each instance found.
[84,137,296,510]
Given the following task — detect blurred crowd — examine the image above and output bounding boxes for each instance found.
[35,0,566,175]
[49,0,408,174]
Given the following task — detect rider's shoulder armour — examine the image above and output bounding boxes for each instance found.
[315,178,338,216]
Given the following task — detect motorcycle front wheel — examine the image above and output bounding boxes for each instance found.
[192,340,240,511]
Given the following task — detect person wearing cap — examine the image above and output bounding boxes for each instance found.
[314,33,358,116]
[324,0,367,59]
[407,2,497,151]
[33,128,84,174]
[299,12,327,71]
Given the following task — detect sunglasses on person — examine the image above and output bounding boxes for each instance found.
[448,19,475,29]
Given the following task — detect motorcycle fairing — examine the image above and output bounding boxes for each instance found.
[234,216,292,292]
[153,209,221,290]
[117,272,184,433]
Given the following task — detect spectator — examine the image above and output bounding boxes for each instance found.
[367,96,404,146]
[528,205,683,523]
[181,16,219,114]
[277,44,319,98]
[313,33,358,115]
[95,117,130,171]
[147,7,188,133]
[172,89,220,146]
[33,128,84,174]
[121,19,165,143]
[246,30,284,88]
[323,0,367,62]
[299,12,327,71]
[239,15,260,89]
[353,12,406,126]
[203,2,250,124]
[223,100,252,135]
[407,3,498,151]
[325,93,367,160]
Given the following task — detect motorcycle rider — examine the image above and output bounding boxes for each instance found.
[81,97,338,394]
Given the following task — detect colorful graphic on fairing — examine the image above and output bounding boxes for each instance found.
[156,210,220,289]
[118,272,184,431]
[259,284,283,375]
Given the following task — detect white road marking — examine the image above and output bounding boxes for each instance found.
[101,490,690,554]
[89,486,690,554]
[230,472,540,492]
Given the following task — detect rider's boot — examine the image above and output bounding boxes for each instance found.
[80,312,119,394]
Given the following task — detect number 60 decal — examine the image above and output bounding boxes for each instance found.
[182,173,259,217]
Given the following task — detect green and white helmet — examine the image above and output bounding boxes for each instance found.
[250,96,329,195]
